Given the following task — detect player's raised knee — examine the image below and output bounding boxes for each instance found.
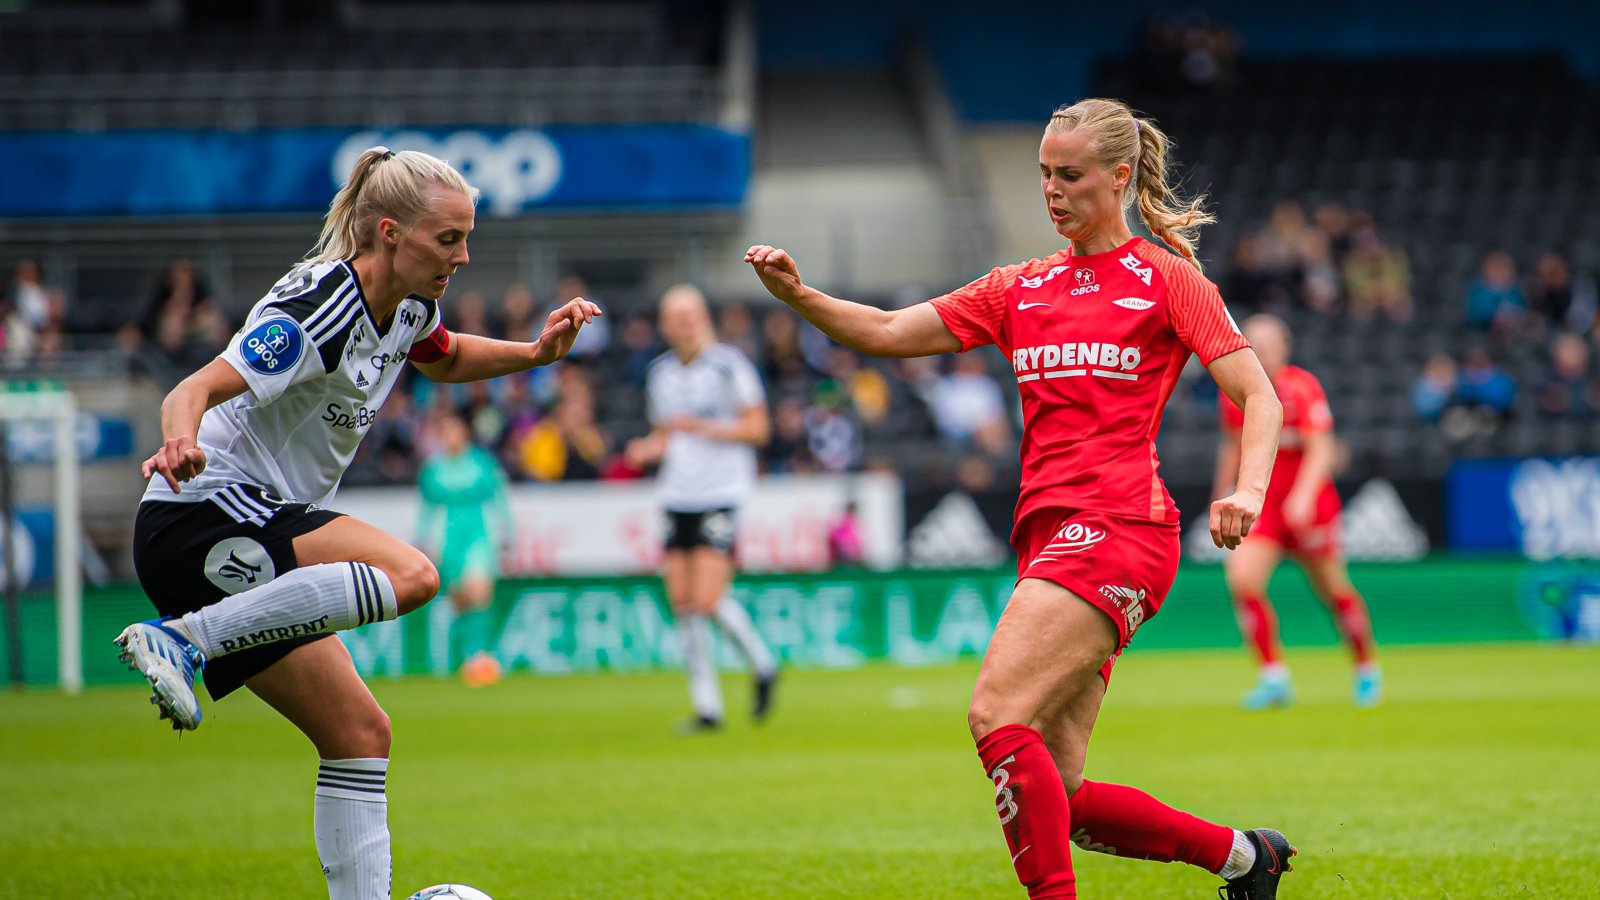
[385,550,440,614]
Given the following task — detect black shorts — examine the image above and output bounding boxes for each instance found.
[663,507,737,554]
[132,484,344,700]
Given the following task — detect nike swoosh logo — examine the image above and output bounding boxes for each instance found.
[1011,845,1032,864]
[1017,301,1051,310]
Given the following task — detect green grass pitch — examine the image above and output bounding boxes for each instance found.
[4,643,1598,898]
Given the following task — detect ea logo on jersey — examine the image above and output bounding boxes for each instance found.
[1069,268,1100,296]
[241,319,303,375]
[204,537,277,595]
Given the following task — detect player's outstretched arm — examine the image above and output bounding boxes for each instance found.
[1207,348,1283,550]
[142,358,249,493]
[745,244,960,358]
[415,298,602,383]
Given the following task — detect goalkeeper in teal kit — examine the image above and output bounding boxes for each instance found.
[417,411,512,686]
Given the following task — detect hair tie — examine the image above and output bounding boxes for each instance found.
[1134,119,1144,135]
[380,150,396,161]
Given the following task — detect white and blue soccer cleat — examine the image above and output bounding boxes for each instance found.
[1353,668,1383,708]
[1241,675,1294,711]
[114,619,205,731]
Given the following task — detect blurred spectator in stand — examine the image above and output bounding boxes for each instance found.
[1537,333,1598,420]
[1342,225,1413,322]
[616,312,663,389]
[717,301,762,364]
[1411,353,1459,423]
[3,258,53,364]
[1224,235,1286,312]
[513,381,611,482]
[552,275,610,361]
[761,308,810,393]
[1464,251,1527,332]
[826,346,891,427]
[1449,347,1516,436]
[448,290,493,337]
[1296,228,1341,314]
[500,283,538,343]
[1313,202,1354,264]
[1138,10,1237,90]
[925,354,1011,456]
[763,395,817,474]
[804,380,861,473]
[1527,252,1597,336]
[121,259,230,373]
[826,501,865,568]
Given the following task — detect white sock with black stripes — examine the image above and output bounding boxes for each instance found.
[713,595,776,678]
[677,614,723,721]
[174,562,398,660]
[315,758,391,900]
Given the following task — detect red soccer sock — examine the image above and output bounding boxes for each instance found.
[977,724,1077,899]
[1234,592,1282,666]
[1332,591,1377,665]
[1066,779,1233,874]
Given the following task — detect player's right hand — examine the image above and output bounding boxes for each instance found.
[745,245,806,304]
[1209,489,1262,550]
[142,436,207,494]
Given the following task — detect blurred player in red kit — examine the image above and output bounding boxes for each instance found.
[748,98,1294,898]
[1215,314,1382,709]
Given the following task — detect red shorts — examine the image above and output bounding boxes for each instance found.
[1249,483,1343,559]
[1013,508,1182,684]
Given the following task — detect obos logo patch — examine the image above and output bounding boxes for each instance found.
[241,318,303,375]
[205,537,276,594]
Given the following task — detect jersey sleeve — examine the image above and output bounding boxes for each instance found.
[1292,370,1335,433]
[727,348,766,410]
[1162,261,1250,365]
[406,297,453,364]
[220,312,327,404]
[928,265,1012,352]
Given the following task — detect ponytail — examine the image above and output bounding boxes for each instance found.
[305,146,480,264]
[1046,99,1214,272]
[1130,118,1214,272]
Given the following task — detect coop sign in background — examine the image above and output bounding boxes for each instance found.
[0,125,750,217]
[1447,457,1600,558]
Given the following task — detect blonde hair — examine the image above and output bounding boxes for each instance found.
[306,147,480,264]
[1046,98,1215,271]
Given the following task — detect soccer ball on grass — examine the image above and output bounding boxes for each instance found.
[405,885,493,900]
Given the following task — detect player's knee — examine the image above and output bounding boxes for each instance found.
[967,691,1023,744]
[387,552,440,614]
[352,707,392,758]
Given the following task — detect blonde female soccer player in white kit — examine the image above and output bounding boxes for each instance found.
[115,147,599,900]
[628,284,779,731]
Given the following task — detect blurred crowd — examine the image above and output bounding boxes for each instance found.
[6,214,1596,483]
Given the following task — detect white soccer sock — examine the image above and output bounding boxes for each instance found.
[1217,830,1258,880]
[677,614,723,720]
[315,758,391,900]
[179,562,398,659]
[1260,662,1291,682]
[713,595,776,677]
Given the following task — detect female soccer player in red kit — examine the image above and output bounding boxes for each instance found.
[1216,314,1382,709]
[748,98,1294,898]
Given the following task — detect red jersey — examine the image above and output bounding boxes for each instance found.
[1219,364,1334,502]
[931,237,1249,529]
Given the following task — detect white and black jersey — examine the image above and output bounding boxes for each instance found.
[645,343,765,512]
[141,259,443,510]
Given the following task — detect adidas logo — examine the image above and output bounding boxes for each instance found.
[1341,478,1427,561]
[907,493,1007,568]
[355,371,369,388]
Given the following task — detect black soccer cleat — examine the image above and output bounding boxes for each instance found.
[1218,828,1297,900]
[753,671,778,723]
[676,714,722,736]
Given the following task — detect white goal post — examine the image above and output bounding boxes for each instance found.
[0,379,82,694]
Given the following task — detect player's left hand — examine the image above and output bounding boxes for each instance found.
[1210,489,1263,550]
[530,298,602,367]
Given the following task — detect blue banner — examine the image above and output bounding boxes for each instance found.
[0,126,750,217]
[1447,457,1600,557]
